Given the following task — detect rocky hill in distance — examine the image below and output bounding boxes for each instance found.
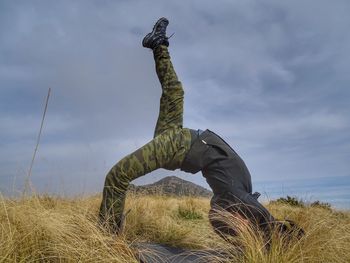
[128,176,212,198]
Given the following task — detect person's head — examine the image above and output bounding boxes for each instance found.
[209,208,250,239]
[209,205,305,247]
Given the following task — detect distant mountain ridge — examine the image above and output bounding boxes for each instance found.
[128,176,212,198]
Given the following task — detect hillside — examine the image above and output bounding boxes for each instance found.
[128,176,212,197]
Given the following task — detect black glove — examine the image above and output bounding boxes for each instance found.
[275,219,305,239]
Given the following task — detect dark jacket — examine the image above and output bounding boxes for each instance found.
[181,129,275,226]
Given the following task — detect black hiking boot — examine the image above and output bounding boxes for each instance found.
[142,17,170,49]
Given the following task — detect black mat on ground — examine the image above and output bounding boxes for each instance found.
[134,243,231,263]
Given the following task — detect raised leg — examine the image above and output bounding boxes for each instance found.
[153,45,185,137]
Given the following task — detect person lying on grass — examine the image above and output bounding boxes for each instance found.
[99,17,304,244]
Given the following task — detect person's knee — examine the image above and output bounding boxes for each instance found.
[104,162,129,190]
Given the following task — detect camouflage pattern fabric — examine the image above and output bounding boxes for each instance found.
[99,45,192,233]
[153,46,185,136]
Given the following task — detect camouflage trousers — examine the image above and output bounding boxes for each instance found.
[99,46,192,233]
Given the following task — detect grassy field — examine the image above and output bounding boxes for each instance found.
[1,193,349,262]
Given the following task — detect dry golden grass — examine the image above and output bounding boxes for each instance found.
[1,192,349,262]
[0,194,136,262]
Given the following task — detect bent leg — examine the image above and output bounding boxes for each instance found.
[153,45,185,137]
[99,128,191,233]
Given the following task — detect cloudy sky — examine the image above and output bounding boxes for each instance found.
[1,0,349,195]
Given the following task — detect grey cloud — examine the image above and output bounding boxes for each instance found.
[1,0,349,195]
